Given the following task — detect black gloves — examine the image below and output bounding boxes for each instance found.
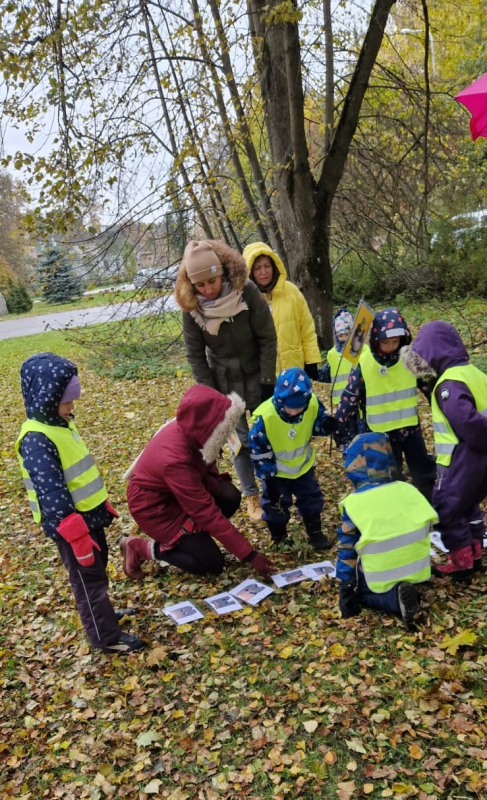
[339,584,361,618]
[260,383,275,402]
[304,363,318,380]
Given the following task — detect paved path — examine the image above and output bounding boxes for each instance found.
[0,294,179,340]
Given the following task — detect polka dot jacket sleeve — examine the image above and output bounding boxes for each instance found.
[248,414,277,480]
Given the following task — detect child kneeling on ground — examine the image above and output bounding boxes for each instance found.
[337,432,438,628]
[16,353,145,654]
[248,367,336,549]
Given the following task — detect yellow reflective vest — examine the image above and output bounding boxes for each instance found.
[432,364,487,466]
[250,395,318,478]
[16,420,108,523]
[360,348,419,432]
[340,481,437,593]
[328,344,370,406]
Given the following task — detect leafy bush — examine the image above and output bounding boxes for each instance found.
[5,278,33,313]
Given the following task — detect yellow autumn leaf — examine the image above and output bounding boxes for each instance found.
[439,628,477,655]
[330,643,347,657]
[325,750,338,765]
[279,645,293,659]
[409,743,423,759]
[302,719,318,733]
[363,785,374,794]
[146,646,167,667]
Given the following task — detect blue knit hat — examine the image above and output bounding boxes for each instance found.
[274,368,313,409]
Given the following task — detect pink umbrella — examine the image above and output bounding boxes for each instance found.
[455,72,487,141]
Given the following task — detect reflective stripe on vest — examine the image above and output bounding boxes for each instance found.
[327,347,352,405]
[250,395,318,479]
[431,364,487,466]
[339,481,437,593]
[16,420,108,522]
[360,348,419,432]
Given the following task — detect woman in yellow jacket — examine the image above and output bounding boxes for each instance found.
[243,242,321,379]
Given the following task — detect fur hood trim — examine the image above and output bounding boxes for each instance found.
[400,345,436,378]
[200,391,246,464]
[175,240,248,312]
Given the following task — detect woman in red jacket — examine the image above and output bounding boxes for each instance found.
[120,385,275,580]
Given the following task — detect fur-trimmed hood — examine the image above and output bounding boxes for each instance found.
[176,384,245,464]
[175,240,248,312]
[401,321,469,379]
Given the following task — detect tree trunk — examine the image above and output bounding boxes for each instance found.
[248,0,396,347]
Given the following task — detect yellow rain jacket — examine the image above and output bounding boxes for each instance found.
[243,242,321,373]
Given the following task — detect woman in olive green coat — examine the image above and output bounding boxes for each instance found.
[175,239,277,521]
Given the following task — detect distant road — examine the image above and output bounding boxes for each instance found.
[0,294,179,340]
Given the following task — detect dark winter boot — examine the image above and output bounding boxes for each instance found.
[432,545,474,583]
[472,539,484,573]
[303,515,332,550]
[397,583,420,629]
[266,523,288,546]
[114,608,138,621]
[100,632,147,654]
[119,536,155,580]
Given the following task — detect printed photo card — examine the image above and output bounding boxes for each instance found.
[204,592,244,615]
[163,601,204,624]
[229,579,274,606]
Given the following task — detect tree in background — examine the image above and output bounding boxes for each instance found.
[4,277,33,313]
[0,171,33,281]
[36,245,84,304]
[0,0,397,345]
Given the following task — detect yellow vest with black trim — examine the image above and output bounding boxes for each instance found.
[16,420,108,523]
[339,482,437,593]
[360,348,418,432]
[432,364,487,466]
[251,395,318,478]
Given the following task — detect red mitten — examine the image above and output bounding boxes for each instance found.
[57,513,101,567]
[105,501,119,518]
[250,552,276,580]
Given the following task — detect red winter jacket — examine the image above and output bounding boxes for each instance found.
[127,386,253,560]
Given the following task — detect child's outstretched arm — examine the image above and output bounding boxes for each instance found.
[248,415,277,480]
[312,398,338,436]
[334,364,365,443]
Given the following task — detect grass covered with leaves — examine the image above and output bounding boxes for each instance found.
[1,303,486,800]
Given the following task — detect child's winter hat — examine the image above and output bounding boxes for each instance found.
[344,432,397,488]
[373,307,410,340]
[60,375,81,403]
[334,309,354,336]
[274,368,313,409]
[184,240,224,284]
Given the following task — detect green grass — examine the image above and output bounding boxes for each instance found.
[0,302,486,799]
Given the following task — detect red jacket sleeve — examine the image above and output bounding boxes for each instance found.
[163,463,253,560]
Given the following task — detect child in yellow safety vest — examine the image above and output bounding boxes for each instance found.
[337,432,438,628]
[402,321,487,582]
[334,307,436,498]
[248,367,337,549]
[317,307,368,451]
[16,352,146,654]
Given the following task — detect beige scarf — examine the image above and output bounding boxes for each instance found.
[191,279,248,335]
